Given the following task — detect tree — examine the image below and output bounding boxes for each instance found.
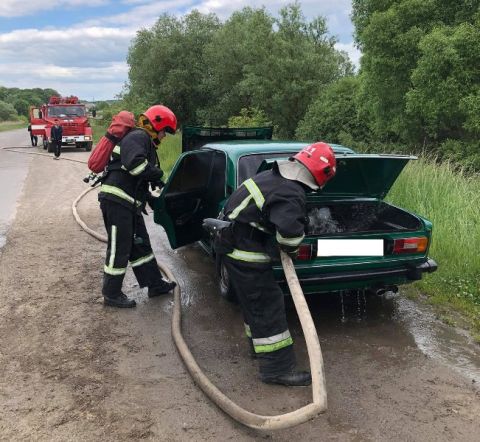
[228,107,271,127]
[352,0,480,142]
[127,10,220,125]
[295,76,369,144]
[406,21,480,140]
[13,98,30,118]
[126,3,351,137]
[0,100,18,121]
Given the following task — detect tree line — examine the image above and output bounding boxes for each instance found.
[123,1,480,171]
[0,87,59,121]
[124,3,352,139]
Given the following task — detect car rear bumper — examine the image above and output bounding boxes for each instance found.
[279,258,438,286]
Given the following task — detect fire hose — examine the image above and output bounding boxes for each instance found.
[73,185,328,430]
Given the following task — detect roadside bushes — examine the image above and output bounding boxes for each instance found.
[228,108,271,128]
[437,139,480,173]
[295,76,369,144]
[0,100,18,121]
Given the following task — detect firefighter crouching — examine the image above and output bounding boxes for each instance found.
[218,143,337,386]
[98,105,177,308]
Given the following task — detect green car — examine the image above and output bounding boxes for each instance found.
[153,127,437,299]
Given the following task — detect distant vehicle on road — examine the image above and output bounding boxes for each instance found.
[29,96,93,152]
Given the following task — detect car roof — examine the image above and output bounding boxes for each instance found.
[201,140,355,162]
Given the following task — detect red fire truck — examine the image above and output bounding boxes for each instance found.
[29,96,93,152]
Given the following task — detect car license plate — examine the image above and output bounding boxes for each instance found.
[317,239,384,257]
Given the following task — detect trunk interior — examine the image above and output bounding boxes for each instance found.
[306,200,422,236]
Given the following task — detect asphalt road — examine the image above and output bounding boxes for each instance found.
[0,128,479,441]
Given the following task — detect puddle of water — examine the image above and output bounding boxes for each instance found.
[396,295,480,385]
[306,289,480,385]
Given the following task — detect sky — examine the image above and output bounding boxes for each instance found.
[0,0,360,101]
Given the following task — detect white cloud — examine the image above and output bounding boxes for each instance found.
[0,0,109,17]
[0,62,128,99]
[83,0,195,27]
[335,41,361,68]
[0,27,135,67]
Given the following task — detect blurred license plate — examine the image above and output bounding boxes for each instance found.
[317,239,383,257]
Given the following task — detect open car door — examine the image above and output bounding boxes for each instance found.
[29,106,46,137]
[153,149,227,249]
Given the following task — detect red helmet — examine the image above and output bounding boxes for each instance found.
[293,142,336,188]
[142,105,177,134]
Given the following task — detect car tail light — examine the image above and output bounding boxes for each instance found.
[296,243,315,260]
[393,237,428,254]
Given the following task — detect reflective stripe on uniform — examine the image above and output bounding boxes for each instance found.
[130,253,155,268]
[250,222,271,233]
[244,323,252,338]
[243,178,265,210]
[252,330,293,353]
[104,265,126,276]
[276,231,305,247]
[109,225,117,268]
[112,145,121,155]
[227,178,265,220]
[130,159,148,176]
[227,249,271,263]
[228,195,253,220]
[100,184,141,206]
[104,225,127,275]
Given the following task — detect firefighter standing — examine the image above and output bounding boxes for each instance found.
[51,119,63,159]
[98,105,177,308]
[220,143,337,386]
[27,124,38,146]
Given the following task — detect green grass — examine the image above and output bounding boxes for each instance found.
[386,157,480,333]
[90,119,106,144]
[0,120,26,132]
[156,133,182,176]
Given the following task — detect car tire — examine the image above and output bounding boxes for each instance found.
[85,142,92,152]
[217,256,238,303]
[42,137,47,150]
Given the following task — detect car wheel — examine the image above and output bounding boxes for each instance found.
[42,137,47,150]
[217,257,238,303]
[85,142,92,152]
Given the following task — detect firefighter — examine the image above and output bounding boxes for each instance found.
[27,124,38,146]
[51,119,63,159]
[220,143,336,386]
[98,105,177,308]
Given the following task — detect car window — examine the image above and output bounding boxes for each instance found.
[238,152,294,184]
[168,150,226,196]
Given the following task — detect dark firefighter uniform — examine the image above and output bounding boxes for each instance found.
[221,163,307,380]
[98,128,166,298]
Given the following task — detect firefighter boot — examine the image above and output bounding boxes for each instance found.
[261,370,312,387]
[103,292,136,308]
[148,279,176,298]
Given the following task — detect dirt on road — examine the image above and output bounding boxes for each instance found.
[0,131,479,441]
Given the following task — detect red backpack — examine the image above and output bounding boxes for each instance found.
[87,111,136,173]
